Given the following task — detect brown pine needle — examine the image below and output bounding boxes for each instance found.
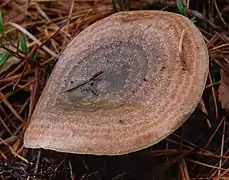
[208,72,219,119]
[0,137,29,164]
[180,158,190,180]
[218,118,226,177]
[0,92,24,122]
[204,117,225,149]
[187,158,227,171]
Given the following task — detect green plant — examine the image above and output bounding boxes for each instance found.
[176,0,186,15]
[0,10,4,36]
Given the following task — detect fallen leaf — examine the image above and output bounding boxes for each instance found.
[219,69,229,113]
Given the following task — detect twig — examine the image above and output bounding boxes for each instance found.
[32,149,42,180]
[68,160,75,180]
[0,137,29,164]
[60,71,103,94]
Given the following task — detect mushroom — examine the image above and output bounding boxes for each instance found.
[24,10,209,155]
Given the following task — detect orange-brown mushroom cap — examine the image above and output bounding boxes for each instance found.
[23,11,209,155]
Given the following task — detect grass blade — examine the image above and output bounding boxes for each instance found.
[0,50,11,66]
[176,0,186,15]
[0,10,3,35]
[20,34,29,54]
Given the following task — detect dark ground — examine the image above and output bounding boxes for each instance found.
[0,0,229,179]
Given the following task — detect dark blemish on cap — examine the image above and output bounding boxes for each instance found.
[119,119,124,124]
[160,66,165,71]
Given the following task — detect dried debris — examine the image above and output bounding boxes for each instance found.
[0,0,27,24]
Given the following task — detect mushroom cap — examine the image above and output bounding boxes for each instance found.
[24,10,209,155]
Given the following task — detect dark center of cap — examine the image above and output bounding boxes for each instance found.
[57,41,148,110]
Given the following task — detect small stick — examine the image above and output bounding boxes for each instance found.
[68,160,75,180]
[32,149,42,180]
[60,71,103,94]
[0,137,29,164]
[178,29,188,71]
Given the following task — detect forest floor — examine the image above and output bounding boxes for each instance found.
[0,0,229,180]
